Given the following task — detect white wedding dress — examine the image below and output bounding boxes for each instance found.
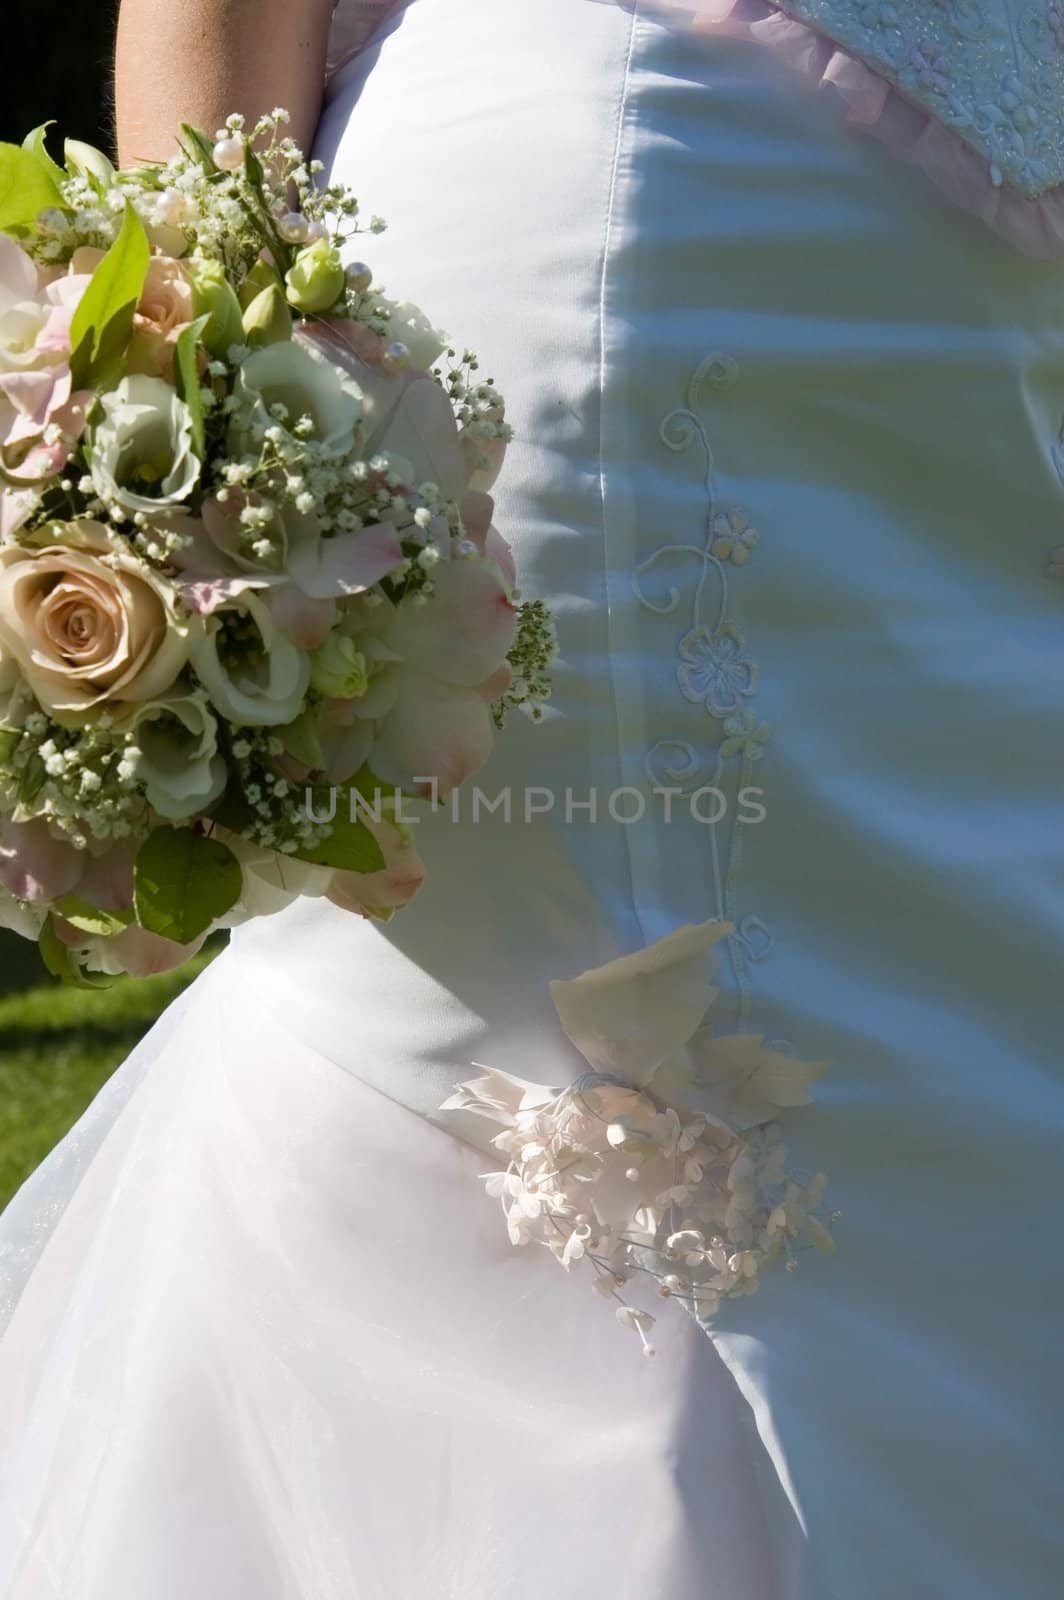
[2,2,1064,1595]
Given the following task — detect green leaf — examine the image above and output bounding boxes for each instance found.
[52,895,134,937]
[21,123,65,185]
[134,826,242,944]
[172,315,210,459]
[38,916,117,989]
[0,726,21,770]
[69,200,150,391]
[178,122,218,174]
[279,710,326,773]
[18,751,46,805]
[294,789,386,874]
[0,140,65,230]
[205,782,256,835]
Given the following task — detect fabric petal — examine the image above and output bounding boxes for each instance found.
[548,921,731,1087]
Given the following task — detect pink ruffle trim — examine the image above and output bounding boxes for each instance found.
[628,0,1064,258]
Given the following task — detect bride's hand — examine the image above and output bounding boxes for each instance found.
[114,0,337,165]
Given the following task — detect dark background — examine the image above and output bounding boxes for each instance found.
[2,0,115,991]
[4,2,115,149]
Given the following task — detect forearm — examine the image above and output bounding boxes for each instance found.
[114,0,336,165]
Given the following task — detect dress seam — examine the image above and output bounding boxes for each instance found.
[597,3,649,950]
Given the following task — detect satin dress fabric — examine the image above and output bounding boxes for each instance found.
[2,2,1064,1595]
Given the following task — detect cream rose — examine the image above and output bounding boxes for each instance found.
[0,520,195,720]
[127,256,195,378]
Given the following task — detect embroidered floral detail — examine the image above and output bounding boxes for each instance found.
[441,922,836,1356]
[677,623,757,716]
[710,508,759,565]
[635,352,770,1025]
[721,710,771,762]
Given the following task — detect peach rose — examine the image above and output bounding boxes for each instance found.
[127,256,195,379]
[0,520,195,720]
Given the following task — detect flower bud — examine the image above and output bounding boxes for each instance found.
[188,257,245,356]
[238,257,283,311]
[308,635,368,700]
[64,139,115,186]
[241,283,293,348]
[284,238,346,315]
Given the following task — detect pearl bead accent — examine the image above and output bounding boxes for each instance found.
[212,137,245,172]
[382,341,411,376]
[278,211,311,245]
[345,261,373,292]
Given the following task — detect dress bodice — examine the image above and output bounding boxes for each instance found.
[329,0,1064,252]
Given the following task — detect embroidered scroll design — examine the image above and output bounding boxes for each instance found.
[633,353,773,1029]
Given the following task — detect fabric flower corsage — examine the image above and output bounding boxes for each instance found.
[442,921,837,1356]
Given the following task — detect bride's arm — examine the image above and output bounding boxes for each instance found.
[114,0,336,165]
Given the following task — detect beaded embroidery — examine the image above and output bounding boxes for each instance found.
[771,0,1064,197]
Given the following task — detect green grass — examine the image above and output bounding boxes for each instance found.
[0,946,218,1210]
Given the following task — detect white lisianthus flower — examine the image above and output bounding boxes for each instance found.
[190,589,310,726]
[372,296,448,370]
[88,375,201,519]
[233,341,362,458]
[117,689,227,821]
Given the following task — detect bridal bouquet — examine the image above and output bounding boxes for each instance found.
[0,114,552,981]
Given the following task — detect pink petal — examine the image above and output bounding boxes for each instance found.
[0,236,39,301]
[477,663,512,701]
[76,840,137,913]
[270,583,338,648]
[326,819,426,915]
[179,574,267,614]
[372,672,496,795]
[0,817,85,902]
[460,490,494,542]
[108,923,206,977]
[384,559,517,687]
[317,698,375,783]
[0,369,55,429]
[484,525,517,587]
[461,428,507,493]
[288,521,404,600]
[372,379,467,500]
[0,490,36,538]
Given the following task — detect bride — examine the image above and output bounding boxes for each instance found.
[2,1,1063,1594]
